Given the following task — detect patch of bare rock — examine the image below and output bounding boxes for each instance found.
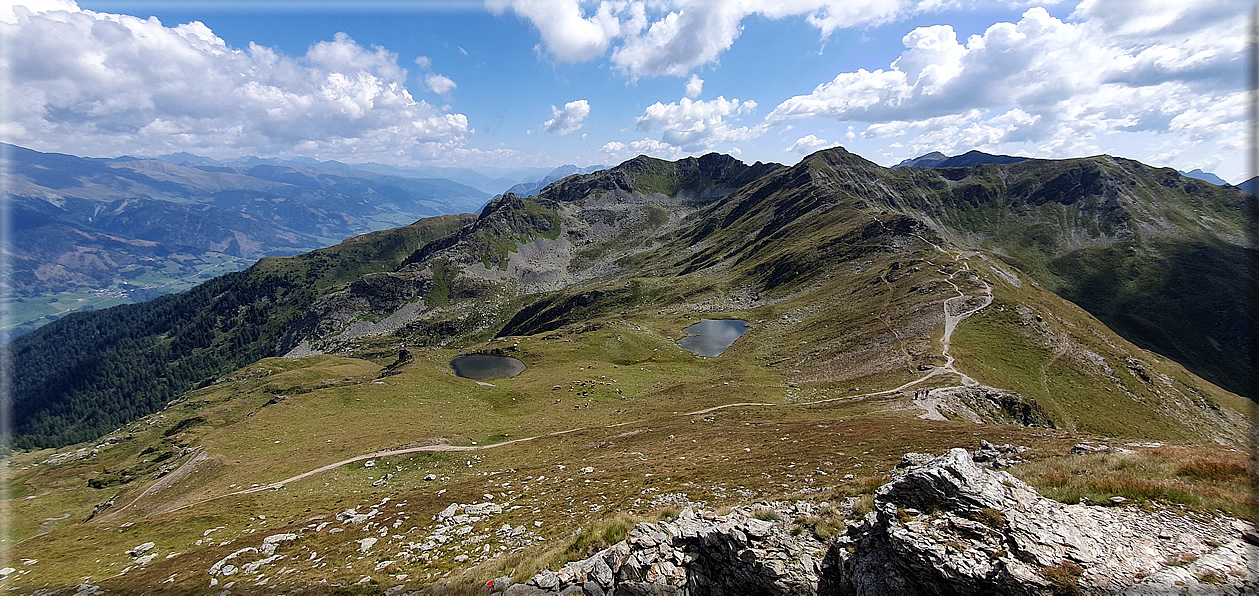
[830,448,1255,594]
[504,503,826,596]
[504,447,1256,595]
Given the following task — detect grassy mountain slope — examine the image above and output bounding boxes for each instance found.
[5,148,1255,593]
[883,156,1255,397]
[9,149,1252,451]
[10,215,473,448]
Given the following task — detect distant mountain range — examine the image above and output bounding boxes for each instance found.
[1238,176,1258,194]
[498,164,608,198]
[895,151,1240,190]
[1,143,497,335]
[1179,169,1228,186]
[151,151,554,196]
[12,147,1254,449]
[893,150,1029,168]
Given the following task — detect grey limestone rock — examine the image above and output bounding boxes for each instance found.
[829,448,1257,595]
[506,447,1254,595]
[510,506,826,595]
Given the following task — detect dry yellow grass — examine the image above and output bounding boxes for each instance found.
[1010,445,1258,520]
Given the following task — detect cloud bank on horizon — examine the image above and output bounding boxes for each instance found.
[1,0,1249,181]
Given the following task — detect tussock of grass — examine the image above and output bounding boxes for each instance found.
[1013,447,1258,520]
[832,475,888,499]
[1176,458,1249,483]
[965,507,1007,530]
[485,514,640,584]
[423,580,509,596]
[1196,570,1225,584]
[752,508,782,522]
[560,515,637,563]
[792,503,847,541]
[1043,560,1084,596]
[852,494,876,518]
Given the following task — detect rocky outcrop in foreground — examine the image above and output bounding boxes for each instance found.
[830,448,1256,595]
[504,503,827,596]
[506,448,1256,595]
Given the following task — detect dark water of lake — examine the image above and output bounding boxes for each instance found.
[450,354,526,380]
[677,319,750,357]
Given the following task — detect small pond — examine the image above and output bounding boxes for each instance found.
[450,354,526,380]
[677,319,750,357]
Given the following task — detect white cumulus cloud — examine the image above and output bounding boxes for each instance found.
[600,137,692,161]
[486,0,640,63]
[684,74,704,99]
[1,1,471,163]
[766,2,1248,179]
[786,134,832,154]
[544,99,591,135]
[635,96,766,151]
[425,73,457,96]
[488,1,949,79]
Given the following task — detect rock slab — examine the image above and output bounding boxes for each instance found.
[505,505,827,596]
[514,447,1256,595]
[827,448,1257,595]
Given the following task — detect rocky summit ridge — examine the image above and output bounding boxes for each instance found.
[500,448,1257,596]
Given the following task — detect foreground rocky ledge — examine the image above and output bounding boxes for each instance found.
[504,448,1257,595]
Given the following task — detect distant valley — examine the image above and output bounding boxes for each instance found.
[2,144,505,336]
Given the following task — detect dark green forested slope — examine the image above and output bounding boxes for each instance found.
[10,214,473,449]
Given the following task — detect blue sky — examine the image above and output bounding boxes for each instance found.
[3,1,1250,181]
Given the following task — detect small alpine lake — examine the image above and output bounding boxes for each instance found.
[677,319,750,357]
[450,354,526,380]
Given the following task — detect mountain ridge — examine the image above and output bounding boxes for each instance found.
[1180,168,1228,186]
[892,149,1028,169]
[8,147,1254,449]
[7,146,1257,594]
[498,164,609,198]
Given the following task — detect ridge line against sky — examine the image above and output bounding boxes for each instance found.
[0,0,1250,182]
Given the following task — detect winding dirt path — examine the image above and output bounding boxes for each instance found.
[147,423,652,517]
[110,448,208,516]
[122,243,998,517]
[799,251,994,413]
[898,238,995,417]
[685,402,777,416]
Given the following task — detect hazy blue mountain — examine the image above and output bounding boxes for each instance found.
[895,150,1028,168]
[499,164,609,197]
[2,143,491,335]
[1180,169,1227,186]
[1239,176,1258,194]
[894,151,949,168]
